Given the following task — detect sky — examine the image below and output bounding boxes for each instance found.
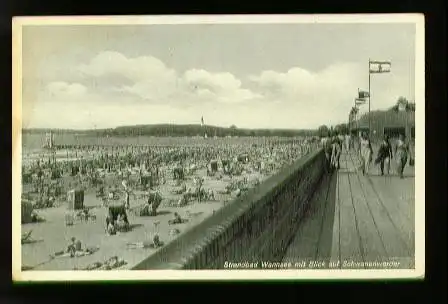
[21,22,416,130]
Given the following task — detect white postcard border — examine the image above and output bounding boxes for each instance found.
[12,14,425,281]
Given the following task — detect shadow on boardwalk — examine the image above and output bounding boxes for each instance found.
[281,168,338,265]
[281,151,415,269]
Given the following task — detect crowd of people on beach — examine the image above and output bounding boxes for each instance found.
[21,138,319,226]
[22,131,413,222]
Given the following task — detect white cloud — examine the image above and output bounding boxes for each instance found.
[250,63,360,103]
[79,51,176,83]
[183,69,241,93]
[45,81,87,98]
[249,63,410,126]
[75,51,258,105]
[182,69,262,104]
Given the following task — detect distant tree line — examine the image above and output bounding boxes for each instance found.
[389,96,416,112]
[103,124,318,137]
[23,124,319,138]
[317,123,349,138]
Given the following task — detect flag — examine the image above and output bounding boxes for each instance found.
[201,116,204,126]
[358,90,370,99]
[369,60,391,74]
[355,98,366,105]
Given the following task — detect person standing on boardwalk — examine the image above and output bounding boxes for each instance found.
[356,131,362,158]
[375,135,393,175]
[331,135,342,170]
[345,133,351,152]
[322,136,332,172]
[395,134,412,179]
[359,132,373,176]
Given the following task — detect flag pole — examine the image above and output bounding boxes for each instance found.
[348,110,351,134]
[356,88,359,135]
[352,100,355,133]
[368,59,371,137]
[356,88,358,132]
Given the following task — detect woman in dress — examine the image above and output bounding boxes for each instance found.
[395,134,412,179]
[345,133,351,152]
[359,132,373,175]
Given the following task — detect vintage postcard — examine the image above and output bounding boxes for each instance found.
[12,14,425,281]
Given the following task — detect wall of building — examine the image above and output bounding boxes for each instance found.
[354,110,415,141]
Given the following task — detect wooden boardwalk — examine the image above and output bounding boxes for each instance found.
[282,151,415,269]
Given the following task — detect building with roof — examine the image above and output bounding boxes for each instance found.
[353,109,415,142]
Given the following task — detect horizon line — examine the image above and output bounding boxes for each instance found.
[22,123,325,132]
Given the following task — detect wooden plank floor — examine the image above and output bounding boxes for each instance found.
[282,150,415,269]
